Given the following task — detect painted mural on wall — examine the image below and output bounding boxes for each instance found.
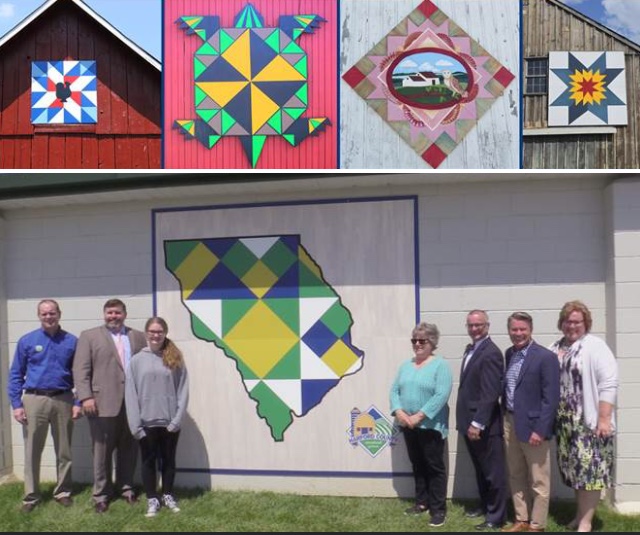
[342,0,515,169]
[154,198,417,476]
[30,60,97,124]
[164,235,364,441]
[548,51,628,127]
[173,3,331,168]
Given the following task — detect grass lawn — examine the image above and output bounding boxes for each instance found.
[1,481,639,532]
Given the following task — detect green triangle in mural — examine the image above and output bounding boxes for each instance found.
[263,298,299,333]
[194,57,207,79]
[284,107,305,121]
[165,240,200,272]
[251,382,292,441]
[295,84,308,106]
[265,29,280,53]
[194,85,207,106]
[293,56,307,78]
[322,301,352,338]
[282,39,303,55]
[220,30,234,53]
[222,299,257,337]
[267,111,283,134]
[191,312,220,344]
[283,134,296,146]
[265,343,301,380]
[251,135,267,168]
[309,118,324,130]
[299,263,336,298]
[220,109,236,134]
[195,29,206,41]
[197,108,219,123]
[208,134,221,149]
[234,353,259,380]
[199,41,218,55]
[261,239,296,277]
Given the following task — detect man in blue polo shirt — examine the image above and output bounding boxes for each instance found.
[7,299,81,512]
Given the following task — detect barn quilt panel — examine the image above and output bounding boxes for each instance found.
[30,60,97,124]
[342,0,515,169]
[174,3,330,168]
[548,51,627,126]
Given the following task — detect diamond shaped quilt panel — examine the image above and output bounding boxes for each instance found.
[342,0,516,169]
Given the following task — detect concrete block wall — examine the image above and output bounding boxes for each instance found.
[1,174,638,508]
[607,177,640,512]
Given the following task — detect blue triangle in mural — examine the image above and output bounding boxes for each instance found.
[253,81,306,107]
[249,29,278,78]
[189,262,255,300]
[85,77,97,91]
[197,56,246,82]
[64,110,79,124]
[202,237,236,259]
[32,62,47,78]
[300,378,339,414]
[81,109,97,123]
[225,84,252,133]
[67,63,81,76]
[263,262,300,299]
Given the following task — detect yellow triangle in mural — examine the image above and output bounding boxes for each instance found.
[253,55,305,82]
[221,29,252,80]
[251,85,280,134]
[197,81,249,107]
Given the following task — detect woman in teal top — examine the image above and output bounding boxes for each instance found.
[390,322,453,528]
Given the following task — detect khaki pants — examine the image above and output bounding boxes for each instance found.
[504,412,551,530]
[22,392,74,503]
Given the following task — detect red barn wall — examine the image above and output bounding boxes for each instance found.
[163,0,339,169]
[0,0,161,169]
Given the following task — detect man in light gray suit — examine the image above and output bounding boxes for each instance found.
[73,298,146,513]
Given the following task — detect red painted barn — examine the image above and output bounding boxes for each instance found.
[0,0,161,169]
[164,0,338,169]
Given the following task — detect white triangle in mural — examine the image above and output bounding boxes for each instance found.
[240,236,279,259]
[300,341,339,379]
[263,379,301,414]
[299,296,337,335]
[184,299,222,337]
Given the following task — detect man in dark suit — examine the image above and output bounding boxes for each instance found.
[73,298,146,513]
[501,312,560,533]
[456,309,507,530]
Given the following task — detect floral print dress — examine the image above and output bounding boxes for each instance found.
[554,341,614,490]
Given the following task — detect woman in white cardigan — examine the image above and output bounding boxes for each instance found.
[550,301,618,533]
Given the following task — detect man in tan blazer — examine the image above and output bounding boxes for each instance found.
[73,298,147,513]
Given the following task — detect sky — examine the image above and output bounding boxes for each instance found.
[559,0,640,43]
[0,0,638,61]
[0,0,161,59]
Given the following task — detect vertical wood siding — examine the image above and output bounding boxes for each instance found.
[163,0,339,170]
[0,1,161,169]
[523,0,640,169]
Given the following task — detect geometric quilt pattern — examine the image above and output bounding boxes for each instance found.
[548,51,628,126]
[164,235,364,441]
[342,0,515,168]
[174,3,331,168]
[31,60,97,124]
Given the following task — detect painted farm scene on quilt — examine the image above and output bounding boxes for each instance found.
[30,60,97,124]
[171,2,333,168]
[342,0,515,169]
[548,51,627,127]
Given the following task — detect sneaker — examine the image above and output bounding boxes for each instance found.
[162,494,180,513]
[429,512,446,527]
[404,504,428,515]
[145,497,161,518]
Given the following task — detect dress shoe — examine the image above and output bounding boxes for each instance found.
[55,496,73,507]
[21,502,37,513]
[95,501,109,513]
[124,494,138,505]
[465,507,485,518]
[502,521,530,532]
[476,521,505,531]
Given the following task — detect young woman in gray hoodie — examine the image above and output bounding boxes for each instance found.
[125,317,189,518]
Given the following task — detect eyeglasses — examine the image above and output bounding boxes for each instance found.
[411,338,429,345]
[466,323,486,328]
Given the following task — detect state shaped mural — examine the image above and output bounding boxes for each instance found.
[165,235,364,441]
